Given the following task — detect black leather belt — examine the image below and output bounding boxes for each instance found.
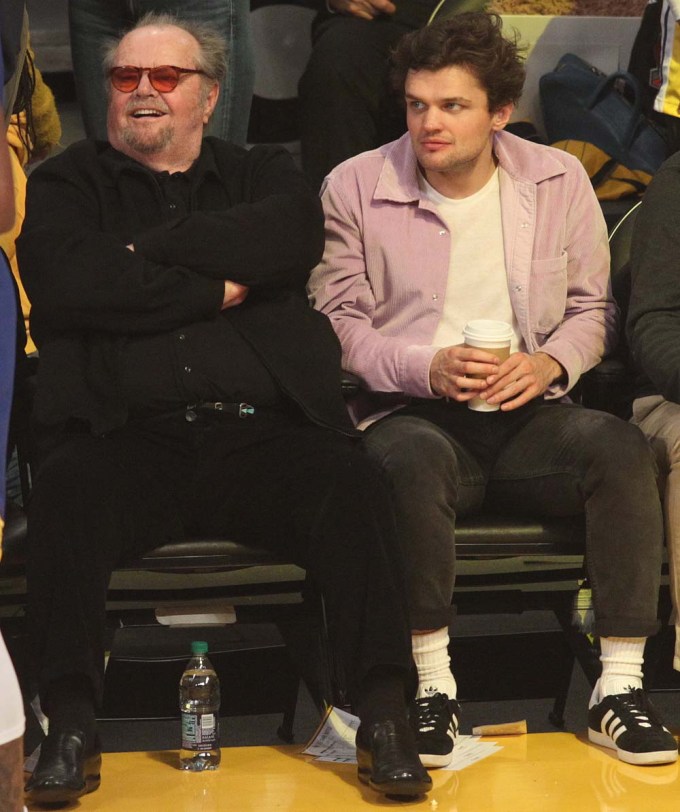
[185,402,256,422]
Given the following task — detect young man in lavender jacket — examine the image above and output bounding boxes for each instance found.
[310,11,677,770]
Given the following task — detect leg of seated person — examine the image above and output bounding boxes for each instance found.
[184,417,431,794]
[486,402,677,766]
[632,394,680,672]
[363,414,486,768]
[68,0,130,141]
[170,0,254,145]
[298,15,410,191]
[25,425,185,803]
[134,0,254,145]
[187,421,414,705]
[0,739,23,812]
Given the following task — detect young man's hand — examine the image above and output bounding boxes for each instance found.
[429,345,501,402]
[483,352,564,410]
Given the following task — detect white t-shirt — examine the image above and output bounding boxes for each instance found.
[420,167,522,352]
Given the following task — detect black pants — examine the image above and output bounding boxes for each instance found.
[26,410,412,707]
[365,401,664,635]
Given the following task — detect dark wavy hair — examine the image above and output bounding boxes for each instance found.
[390,13,526,112]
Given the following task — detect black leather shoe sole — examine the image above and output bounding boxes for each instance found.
[357,754,432,797]
[26,749,101,806]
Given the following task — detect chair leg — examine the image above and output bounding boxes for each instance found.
[276,674,299,743]
[553,597,601,690]
[548,655,574,729]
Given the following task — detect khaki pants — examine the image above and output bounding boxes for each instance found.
[632,394,680,670]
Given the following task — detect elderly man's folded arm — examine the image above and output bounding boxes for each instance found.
[133,150,325,289]
[19,225,224,335]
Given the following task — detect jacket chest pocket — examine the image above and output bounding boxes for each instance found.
[528,253,568,336]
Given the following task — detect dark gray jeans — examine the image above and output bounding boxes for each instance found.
[364,399,664,638]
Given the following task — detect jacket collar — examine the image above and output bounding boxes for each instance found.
[373,130,568,204]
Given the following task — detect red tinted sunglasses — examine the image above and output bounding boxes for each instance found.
[109,65,206,93]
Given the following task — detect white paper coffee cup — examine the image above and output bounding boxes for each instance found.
[462,320,513,412]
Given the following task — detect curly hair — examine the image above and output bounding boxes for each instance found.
[390,12,526,112]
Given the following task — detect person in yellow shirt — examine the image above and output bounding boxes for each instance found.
[0,47,61,355]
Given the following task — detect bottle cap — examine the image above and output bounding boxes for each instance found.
[191,640,209,655]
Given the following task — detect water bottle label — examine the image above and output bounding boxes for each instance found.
[181,712,219,750]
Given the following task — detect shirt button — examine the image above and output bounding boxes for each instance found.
[514,285,522,292]
[184,365,192,373]
[520,222,528,229]
[432,293,439,300]
[178,333,186,341]
[169,203,177,210]
[439,230,446,236]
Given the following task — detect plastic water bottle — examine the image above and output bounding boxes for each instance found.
[179,640,221,770]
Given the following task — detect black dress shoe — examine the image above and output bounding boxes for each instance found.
[355,719,433,798]
[25,728,102,806]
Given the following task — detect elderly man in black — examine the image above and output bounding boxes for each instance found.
[18,12,430,805]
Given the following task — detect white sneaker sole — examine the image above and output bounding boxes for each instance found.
[418,751,453,769]
[588,728,679,765]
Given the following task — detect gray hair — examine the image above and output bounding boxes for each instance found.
[102,10,228,94]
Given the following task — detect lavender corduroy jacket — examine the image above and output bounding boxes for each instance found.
[309,130,617,426]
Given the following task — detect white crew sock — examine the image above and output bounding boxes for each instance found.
[590,637,645,706]
[412,627,457,700]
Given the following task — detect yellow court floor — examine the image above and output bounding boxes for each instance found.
[26,732,680,812]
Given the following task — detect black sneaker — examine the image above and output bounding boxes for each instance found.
[588,688,678,765]
[409,692,460,768]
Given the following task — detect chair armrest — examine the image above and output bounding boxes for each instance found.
[341,371,360,398]
[580,355,635,419]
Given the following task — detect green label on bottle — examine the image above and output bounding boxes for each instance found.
[181,712,219,750]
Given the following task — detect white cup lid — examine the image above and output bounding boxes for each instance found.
[462,319,514,343]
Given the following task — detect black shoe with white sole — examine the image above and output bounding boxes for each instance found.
[588,688,678,765]
[409,692,460,768]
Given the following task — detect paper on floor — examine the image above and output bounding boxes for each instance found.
[302,706,502,770]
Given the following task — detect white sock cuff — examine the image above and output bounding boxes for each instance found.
[411,627,450,657]
[599,637,645,667]
[596,637,645,699]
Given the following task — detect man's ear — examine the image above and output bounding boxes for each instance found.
[202,81,220,125]
[491,102,514,132]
